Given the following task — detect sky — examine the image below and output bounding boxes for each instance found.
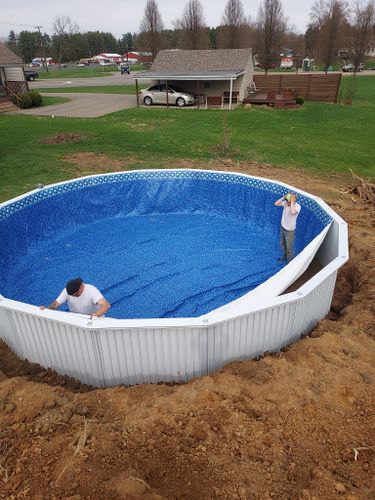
[0,0,312,39]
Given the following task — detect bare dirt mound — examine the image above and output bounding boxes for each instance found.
[1,164,374,500]
[40,133,92,144]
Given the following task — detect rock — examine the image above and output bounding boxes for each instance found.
[358,371,372,384]
[190,428,207,441]
[75,405,89,416]
[4,403,16,414]
[56,396,70,406]
[335,482,346,493]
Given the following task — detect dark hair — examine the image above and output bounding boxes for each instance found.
[66,277,83,295]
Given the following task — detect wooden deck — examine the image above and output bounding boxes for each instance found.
[243,91,298,108]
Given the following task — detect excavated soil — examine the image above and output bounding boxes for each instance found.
[1,163,374,500]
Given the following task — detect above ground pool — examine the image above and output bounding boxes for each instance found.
[0,170,332,320]
[0,170,348,386]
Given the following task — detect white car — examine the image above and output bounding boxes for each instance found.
[140,84,196,107]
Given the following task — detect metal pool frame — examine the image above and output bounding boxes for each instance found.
[0,170,349,386]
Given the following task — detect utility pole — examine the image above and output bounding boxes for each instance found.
[35,25,49,72]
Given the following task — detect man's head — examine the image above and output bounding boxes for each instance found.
[285,192,297,204]
[66,277,83,297]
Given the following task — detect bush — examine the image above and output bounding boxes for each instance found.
[29,91,43,107]
[296,96,305,105]
[18,93,33,109]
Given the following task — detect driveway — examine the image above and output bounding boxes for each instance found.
[18,92,137,117]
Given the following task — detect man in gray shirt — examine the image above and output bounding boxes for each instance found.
[274,192,301,262]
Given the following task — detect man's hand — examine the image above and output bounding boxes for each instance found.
[91,298,111,319]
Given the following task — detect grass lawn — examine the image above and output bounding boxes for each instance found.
[0,75,374,201]
[35,85,145,94]
[36,66,116,79]
[36,64,147,79]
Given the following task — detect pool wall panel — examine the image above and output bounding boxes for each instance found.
[0,269,338,387]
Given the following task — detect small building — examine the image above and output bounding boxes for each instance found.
[94,53,123,64]
[134,48,254,110]
[123,51,153,65]
[0,43,28,102]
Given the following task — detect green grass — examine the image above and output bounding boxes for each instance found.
[37,66,116,79]
[36,64,148,79]
[41,96,71,106]
[35,85,145,94]
[0,75,374,201]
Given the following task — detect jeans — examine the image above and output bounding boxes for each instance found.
[280,227,295,262]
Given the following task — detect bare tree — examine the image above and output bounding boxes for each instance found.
[310,0,349,73]
[139,0,164,60]
[255,0,287,73]
[53,15,79,67]
[351,0,375,72]
[218,0,249,49]
[176,0,209,49]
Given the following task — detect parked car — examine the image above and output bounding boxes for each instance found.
[140,84,196,107]
[120,64,130,75]
[342,63,364,72]
[24,69,39,81]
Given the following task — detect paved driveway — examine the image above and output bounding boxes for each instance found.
[18,92,137,117]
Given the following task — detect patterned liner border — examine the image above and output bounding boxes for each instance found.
[0,170,333,226]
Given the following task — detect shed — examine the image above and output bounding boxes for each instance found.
[134,48,254,109]
[0,43,28,100]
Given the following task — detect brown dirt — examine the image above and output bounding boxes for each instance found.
[1,163,374,500]
[63,152,135,177]
[41,133,92,145]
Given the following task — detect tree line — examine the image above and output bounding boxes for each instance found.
[5,0,375,73]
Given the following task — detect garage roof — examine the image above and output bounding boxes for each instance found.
[135,69,245,81]
[135,48,252,81]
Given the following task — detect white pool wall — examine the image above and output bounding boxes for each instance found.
[0,170,348,386]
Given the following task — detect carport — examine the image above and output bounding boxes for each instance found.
[134,48,254,110]
[134,70,245,110]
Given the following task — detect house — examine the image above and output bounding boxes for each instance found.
[123,51,153,65]
[134,48,254,109]
[94,53,123,64]
[0,43,28,103]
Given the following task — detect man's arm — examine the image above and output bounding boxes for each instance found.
[275,195,286,206]
[40,300,61,311]
[92,298,110,318]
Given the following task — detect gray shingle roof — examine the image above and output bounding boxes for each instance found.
[0,43,22,65]
[151,49,252,72]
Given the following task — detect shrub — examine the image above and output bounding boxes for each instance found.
[29,91,43,107]
[296,96,305,105]
[19,93,33,109]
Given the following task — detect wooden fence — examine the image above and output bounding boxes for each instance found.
[253,73,342,103]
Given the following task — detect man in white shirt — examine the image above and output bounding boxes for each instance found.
[274,192,301,262]
[41,278,110,318]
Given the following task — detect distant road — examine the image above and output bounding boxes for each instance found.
[29,69,374,90]
[29,71,149,89]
